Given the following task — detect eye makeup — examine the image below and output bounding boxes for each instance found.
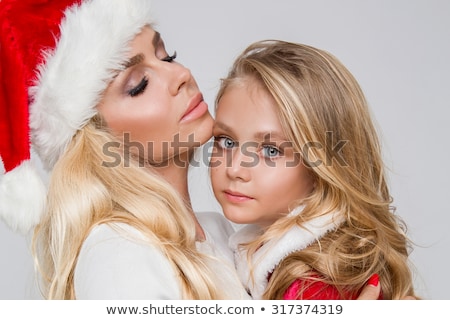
[127,76,148,97]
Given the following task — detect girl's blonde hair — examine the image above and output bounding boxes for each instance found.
[32,116,225,299]
[216,40,416,299]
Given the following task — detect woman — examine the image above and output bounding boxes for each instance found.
[0,0,246,299]
[0,0,380,300]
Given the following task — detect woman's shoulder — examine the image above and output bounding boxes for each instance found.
[82,223,146,245]
[75,223,181,299]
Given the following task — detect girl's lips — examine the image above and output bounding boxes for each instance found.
[181,93,208,122]
[224,190,254,203]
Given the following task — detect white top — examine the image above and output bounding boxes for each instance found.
[229,207,344,299]
[74,211,250,299]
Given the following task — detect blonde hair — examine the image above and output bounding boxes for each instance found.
[32,117,225,299]
[216,40,416,299]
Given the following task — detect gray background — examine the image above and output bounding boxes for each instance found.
[1,0,449,299]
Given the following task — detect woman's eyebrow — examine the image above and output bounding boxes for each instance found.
[152,31,161,49]
[123,32,162,69]
[123,53,144,69]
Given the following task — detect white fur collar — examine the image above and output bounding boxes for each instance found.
[229,206,344,299]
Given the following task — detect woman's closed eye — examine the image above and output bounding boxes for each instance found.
[127,76,148,97]
[126,50,177,97]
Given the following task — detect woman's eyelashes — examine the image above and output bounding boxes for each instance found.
[161,51,177,63]
[126,51,177,97]
[127,76,148,97]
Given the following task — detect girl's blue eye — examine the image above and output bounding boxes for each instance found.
[128,77,148,97]
[262,145,281,158]
[215,136,236,149]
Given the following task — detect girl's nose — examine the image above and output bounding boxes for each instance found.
[225,145,254,182]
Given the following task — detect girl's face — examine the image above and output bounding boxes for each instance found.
[97,26,213,163]
[211,82,314,228]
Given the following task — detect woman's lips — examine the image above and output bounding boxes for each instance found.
[181,93,208,122]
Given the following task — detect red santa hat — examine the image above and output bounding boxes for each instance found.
[0,0,155,234]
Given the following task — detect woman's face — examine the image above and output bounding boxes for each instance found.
[97,26,213,164]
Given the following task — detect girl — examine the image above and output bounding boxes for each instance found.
[210,40,417,299]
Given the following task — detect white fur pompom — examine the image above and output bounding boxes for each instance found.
[0,159,47,235]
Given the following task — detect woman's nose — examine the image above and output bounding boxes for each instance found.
[167,62,192,96]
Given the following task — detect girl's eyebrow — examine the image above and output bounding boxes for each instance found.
[254,131,287,142]
[214,121,287,142]
[213,121,235,135]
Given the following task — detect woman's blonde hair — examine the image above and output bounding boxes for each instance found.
[32,116,226,299]
[216,40,416,299]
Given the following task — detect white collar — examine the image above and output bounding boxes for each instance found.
[229,206,344,299]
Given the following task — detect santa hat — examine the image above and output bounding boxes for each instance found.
[0,0,155,234]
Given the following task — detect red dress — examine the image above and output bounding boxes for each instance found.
[283,278,357,300]
[283,277,382,300]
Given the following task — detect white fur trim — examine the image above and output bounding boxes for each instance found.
[29,0,155,170]
[230,206,345,299]
[0,158,47,235]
